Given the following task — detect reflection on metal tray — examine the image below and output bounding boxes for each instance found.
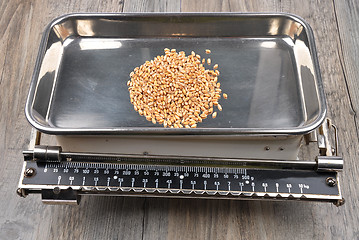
[26,13,325,135]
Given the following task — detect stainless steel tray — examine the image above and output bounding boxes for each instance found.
[26,13,326,136]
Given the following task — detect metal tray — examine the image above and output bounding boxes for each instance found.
[26,13,326,136]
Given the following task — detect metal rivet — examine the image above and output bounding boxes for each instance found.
[16,188,25,197]
[16,188,22,196]
[265,146,270,151]
[332,148,336,154]
[24,168,35,177]
[334,198,345,207]
[326,177,337,187]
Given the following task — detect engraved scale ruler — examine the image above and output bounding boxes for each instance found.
[20,160,341,203]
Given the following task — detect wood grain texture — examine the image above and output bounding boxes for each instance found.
[0,0,358,239]
[332,0,359,135]
[123,0,180,12]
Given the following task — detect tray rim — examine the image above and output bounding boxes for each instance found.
[25,12,327,136]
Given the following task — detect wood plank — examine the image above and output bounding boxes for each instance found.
[123,0,180,12]
[332,0,359,134]
[0,0,358,239]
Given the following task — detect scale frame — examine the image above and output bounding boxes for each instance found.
[17,119,345,206]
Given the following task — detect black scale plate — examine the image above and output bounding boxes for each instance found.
[22,161,340,201]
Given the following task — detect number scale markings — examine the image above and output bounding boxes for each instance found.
[22,161,340,198]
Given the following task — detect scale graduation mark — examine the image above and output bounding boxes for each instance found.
[69,176,74,185]
[214,181,220,191]
[299,184,310,193]
[131,178,135,187]
[142,179,148,188]
[239,182,244,191]
[118,178,123,187]
[191,181,196,190]
[167,179,172,188]
[287,183,292,193]
[107,177,111,186]
[22,161,340,201]
[262,182,268,192]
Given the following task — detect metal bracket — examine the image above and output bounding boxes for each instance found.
[41,188,81,205]
[304,130,317,145]
[23,145,343,172]
[33,145,62,162]
[316,156,343,172]
[318,118,339,157]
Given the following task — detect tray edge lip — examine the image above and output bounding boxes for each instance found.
[24,12,327,136]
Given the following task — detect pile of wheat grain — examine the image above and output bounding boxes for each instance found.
[127,48,227,128]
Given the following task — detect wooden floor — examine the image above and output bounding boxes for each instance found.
[1,0,358,239]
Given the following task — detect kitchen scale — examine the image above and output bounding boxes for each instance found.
[17,13,344,206]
